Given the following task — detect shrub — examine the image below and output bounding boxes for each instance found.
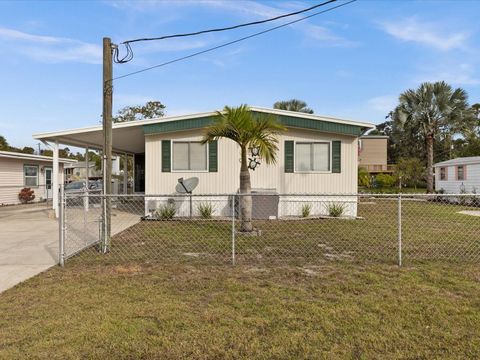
[375,173,396,188]
[325,202,345,217]
[197,202,215,219]
[18,188,35,204]
[301,204,311,218]
[358,167,371,188]
[156,203,176,220]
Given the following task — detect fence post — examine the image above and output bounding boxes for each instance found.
[58,184,65,267]
[232,194,236,266]
[397,193,402,266]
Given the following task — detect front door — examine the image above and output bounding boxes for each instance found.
[45,167,53,199]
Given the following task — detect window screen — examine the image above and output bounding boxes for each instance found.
[295,142,330,172]
[172,142,207,171]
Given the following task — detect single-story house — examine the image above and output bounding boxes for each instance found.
[33,107,374,217]
[0,150,76,205]
[435,156,480,193]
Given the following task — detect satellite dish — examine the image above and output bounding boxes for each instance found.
[176,177,199,194]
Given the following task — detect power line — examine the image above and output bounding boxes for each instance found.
[112,0,357,81]
[122,0,337,44]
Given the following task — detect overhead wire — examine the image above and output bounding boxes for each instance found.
[112,0,357,81]
[121,0,337,44]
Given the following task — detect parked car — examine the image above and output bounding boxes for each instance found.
[65,180,102,193]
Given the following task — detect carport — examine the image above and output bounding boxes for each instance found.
[33,119,148,217]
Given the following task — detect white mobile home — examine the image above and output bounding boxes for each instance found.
[33,107,374,217]
[435,157,480,193]
[0,150,75,205]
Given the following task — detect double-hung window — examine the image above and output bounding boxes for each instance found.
[440,167,447,181]
[24,165,39,187]
[457,165,466,181]
[295,142,330,172]
[172,142,207,171]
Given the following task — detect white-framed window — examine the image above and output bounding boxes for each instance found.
[440,167,447,181]
[24,164,39,187]
[295,142,330,172]
[457,165,466,181]
[172,141,207,171]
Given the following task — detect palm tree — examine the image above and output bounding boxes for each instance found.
[273,99,314,114]
[202,105,286,232]
[392,81,471,193]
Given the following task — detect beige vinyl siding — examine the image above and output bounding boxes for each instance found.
[0,157,65,205]
[145,128,357,195]
[359,138,387,166]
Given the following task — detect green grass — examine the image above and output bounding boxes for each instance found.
[1,263,480,359]
[1,200,479,358]
[76,199,480,266]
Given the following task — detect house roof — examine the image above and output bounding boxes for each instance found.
[33,106,374,154]
[0,150,77,163]
[434,157,480,167]
[360,135,389,139]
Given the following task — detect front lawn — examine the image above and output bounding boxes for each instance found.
[75,198,480,265]
[0,263,479,359]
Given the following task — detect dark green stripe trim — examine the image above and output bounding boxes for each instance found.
[161,140,171,172]
[144,116,215,135]
[332,140,341,173]
[208,140,218,172]
[143,112,364,136]
[284,140,294,173]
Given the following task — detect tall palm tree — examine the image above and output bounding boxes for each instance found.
[392,81,471,193]
[273,99,314,114]
[202,105,286,232]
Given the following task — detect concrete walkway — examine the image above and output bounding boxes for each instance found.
[0,204,58,293]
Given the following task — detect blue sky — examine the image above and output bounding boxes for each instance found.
[1,0,479,149]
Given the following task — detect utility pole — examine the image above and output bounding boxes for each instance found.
[102,37,114,251]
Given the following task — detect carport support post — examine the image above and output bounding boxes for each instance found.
[52,140,59,218]
[123,152,128,194]
[59,184,65,267]
[232,194,236,265]
[84,147,89,212]
[398,194,402,266]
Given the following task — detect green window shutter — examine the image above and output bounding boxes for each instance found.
[332,140,341,173]
[161,140,171,172]
[208,140,218,172]
[284,140,294,173]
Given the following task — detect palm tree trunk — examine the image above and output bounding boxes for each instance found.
[239,145,253,232]
[426,134,434,193]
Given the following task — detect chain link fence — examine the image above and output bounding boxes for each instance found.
[59,192,480,266]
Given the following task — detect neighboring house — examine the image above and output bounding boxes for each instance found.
[434,157,480,193]
[65,163,101,182]
[33,107,374,217]
[358,135,394,173]
[0,150,76,205]
[65,156,121,183]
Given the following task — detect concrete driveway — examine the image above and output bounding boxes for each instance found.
[0,204,58,293]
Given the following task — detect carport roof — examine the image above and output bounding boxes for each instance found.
[33,106,374,154]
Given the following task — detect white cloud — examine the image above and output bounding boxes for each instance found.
[0,27,102,64]
[367,95,398,114]
[415,63,480,86]
[380,17,469,51]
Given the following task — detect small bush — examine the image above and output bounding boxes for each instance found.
[197,202,215,219]
[301,204,311,218]
[156,203,176,220]
[358,167,371,188]
[375,173,396,188]
[18,188,35,204]
[325,202,345,217]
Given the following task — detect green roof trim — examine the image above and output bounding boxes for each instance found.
[143,111,365,136]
